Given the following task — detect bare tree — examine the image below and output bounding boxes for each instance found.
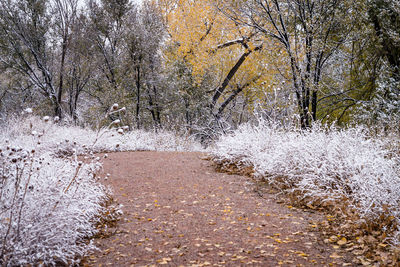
[86,0,133,124]
[140,1,165,130]
[0,0,58,115]
[220,0,357,128]
[51,0,79,118]
[0,0,80,119]
[65,13,94,122]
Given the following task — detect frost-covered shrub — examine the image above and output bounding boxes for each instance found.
[0,116,202,155]
[212,119,400,243]
[0,143,107,266]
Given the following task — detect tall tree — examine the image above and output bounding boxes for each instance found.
[51,0,79,118]
[159,0,276,122]
[85,0,167,130]
[86,0,133,123]
[0,0,81,119]
[0,0,58,115]
[124,0,166,129]
[65,12,94,122]
[350,0,400,130]
[220,0,359,128]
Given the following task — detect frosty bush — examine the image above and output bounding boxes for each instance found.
[211,119,400,243]
[0,116,202,155]
[0,142,107,265]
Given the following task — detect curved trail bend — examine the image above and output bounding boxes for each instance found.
[85,152,351,266]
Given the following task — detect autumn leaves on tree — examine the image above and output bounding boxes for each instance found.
[160,0,391,129]
[0,0,399,130]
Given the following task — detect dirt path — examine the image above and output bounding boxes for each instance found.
[85,152,353,266]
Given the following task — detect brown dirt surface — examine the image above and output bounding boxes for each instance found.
[84,151,355,266]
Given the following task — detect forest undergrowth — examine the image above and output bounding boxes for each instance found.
[3,112,400,265]
[211,119,400,265]
[0,113,201,266]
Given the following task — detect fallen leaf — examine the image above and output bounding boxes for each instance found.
[337,237,347,246]
[330,252,343,259]
[329,235,338,243]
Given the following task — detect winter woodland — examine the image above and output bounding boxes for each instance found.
[1,0,400,265]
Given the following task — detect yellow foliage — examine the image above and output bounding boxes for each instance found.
[157,0,291,111]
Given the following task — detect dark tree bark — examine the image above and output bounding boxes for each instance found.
[135,65,141,129]
[211,44,262,114]
[147,85,162,130]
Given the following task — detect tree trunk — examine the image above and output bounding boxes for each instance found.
[311,91,317,121]
[152,85,162,129]
[57,35,68,119]
[184,98,191,126]
[136,66,141,129]
[216,85,244,119]
[211,44,262,116]
[147,87,162,131]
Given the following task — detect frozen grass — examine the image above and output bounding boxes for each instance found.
[211,119,400,244]
[0,115,202,266]
[0,150,107,265]
[0,138,107,265]
[1,116,203,156]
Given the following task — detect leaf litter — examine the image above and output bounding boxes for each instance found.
[83,151,356,266]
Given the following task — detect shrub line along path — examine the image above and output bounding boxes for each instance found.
[85,151,353,266]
